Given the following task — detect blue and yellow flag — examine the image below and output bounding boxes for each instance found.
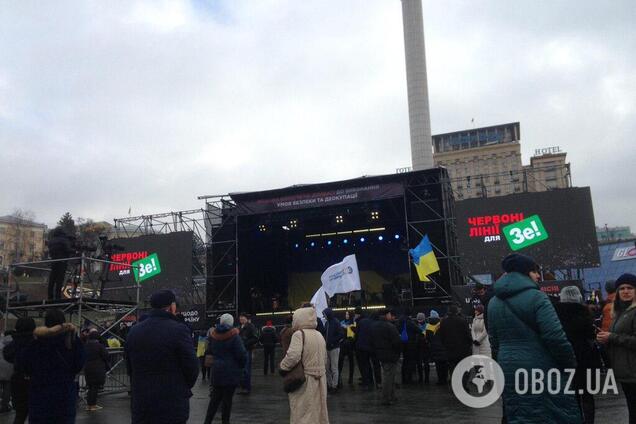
[409,235,440,282]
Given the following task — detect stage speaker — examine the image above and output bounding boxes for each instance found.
[382,283,399,307]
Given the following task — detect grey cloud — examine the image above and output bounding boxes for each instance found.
[0,0,634,232]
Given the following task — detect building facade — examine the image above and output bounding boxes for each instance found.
[432,123,571,199]
[0,215,47,267]
[524,147,571,192]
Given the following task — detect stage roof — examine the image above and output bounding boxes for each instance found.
[228,168,446,215]
[229,168,444,202]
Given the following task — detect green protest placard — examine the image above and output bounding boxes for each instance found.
[502,215,549,251]
[132,253,162,282]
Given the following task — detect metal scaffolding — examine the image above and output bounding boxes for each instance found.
[4,256,139,396]
[113,209,208,304]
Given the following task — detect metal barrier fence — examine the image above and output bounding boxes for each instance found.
[79,348,130,402]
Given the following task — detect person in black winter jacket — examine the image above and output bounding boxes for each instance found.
[338,311,356,387]
[259,320,278,375]
[125,290,199,424]
[353,308,381,389]
[398,312,420,384]
[438,304,472,377]
[204,313,247,424]
[322,308,345,392]
[46,227,73,300]
[83,329,110,411]
[371,309,401,405]
[424,311,448,384]
[238,313,258,394]
[19,309,85,424]
[3,317,35,424]
[555,286,601,424]
[415,312,430,384]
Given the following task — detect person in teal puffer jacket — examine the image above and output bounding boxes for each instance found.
[488,254,581,424]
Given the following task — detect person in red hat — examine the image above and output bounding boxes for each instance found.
[259,320,278,375]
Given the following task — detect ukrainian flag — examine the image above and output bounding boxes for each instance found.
[409,235,440,282]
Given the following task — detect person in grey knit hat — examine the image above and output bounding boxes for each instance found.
[555,284,599,423]
[219,313,234,328]
[559,286,583,304]
[204,312,246,424]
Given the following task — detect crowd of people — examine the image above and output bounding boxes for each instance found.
[0,259,634,424]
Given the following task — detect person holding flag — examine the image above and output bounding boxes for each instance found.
[409,235,440,282]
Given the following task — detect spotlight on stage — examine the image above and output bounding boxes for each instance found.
[343,238,349,244]
[282,225,290,231]
[294,243,299,248]
[310,241,316,247]
[378,235,384,241]
[258,224,267,232]
[371,211,380,220]
[360,237,366,243]
[327,240,332,246]
[394,234,400,240]
[335,215,343,224]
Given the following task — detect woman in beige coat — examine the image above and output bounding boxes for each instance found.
[280,306,329,424]
[471,305,491,357]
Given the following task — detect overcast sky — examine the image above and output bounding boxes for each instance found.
[1,0,634,231]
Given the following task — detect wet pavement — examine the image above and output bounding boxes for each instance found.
[0,349,630,423]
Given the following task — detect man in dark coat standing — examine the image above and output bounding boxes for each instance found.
[438,304,472,378]
[371,309,401,405]
[322,308,344,392]
[237,313,258,394]
[126,290,199,424]
[353,307,374,389]
[259,320,278,375]
[46,227,73,299]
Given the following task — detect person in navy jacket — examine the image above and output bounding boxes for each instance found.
[204,313,247,424]
[125,290,199,424]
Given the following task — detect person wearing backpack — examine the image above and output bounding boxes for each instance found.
[259,320,278,376]
[438,304,472,378]
[424,311,448,385]
[397,311,420,385]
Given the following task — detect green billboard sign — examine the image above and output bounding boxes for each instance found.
[132,253,162,282]
[502,215,549,251]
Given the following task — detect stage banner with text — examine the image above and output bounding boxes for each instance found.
[180,304,207,330]
[232,182,404,215]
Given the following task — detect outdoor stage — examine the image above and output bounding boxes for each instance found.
[205,167,461,316]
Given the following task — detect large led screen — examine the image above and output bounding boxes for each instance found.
[104,231,195,305]
[455,188,600,275]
